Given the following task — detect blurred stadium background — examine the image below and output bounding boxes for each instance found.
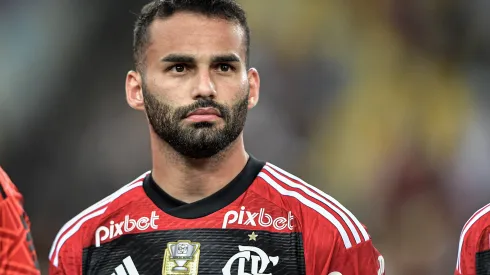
[2,0,490,273]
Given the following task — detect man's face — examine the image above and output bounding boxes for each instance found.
[141,12,251,159]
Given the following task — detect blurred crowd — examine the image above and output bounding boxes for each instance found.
[1,0,490,274]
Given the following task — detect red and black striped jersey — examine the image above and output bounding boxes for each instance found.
[49,157,385,275]
[0,166,40,275]
[456,203,490,275]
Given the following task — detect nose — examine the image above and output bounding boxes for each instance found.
[191,70,217,99]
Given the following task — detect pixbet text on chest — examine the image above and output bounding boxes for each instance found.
[222,206,294,230]
[95,211,160,247]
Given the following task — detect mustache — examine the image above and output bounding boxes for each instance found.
[176,99,229,120]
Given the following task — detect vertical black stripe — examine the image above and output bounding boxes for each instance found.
[20,213,40,270]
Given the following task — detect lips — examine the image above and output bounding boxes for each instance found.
[186,107,221,117]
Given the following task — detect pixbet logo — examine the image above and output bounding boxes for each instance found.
[222,206,294,230]
[95,211,159,247]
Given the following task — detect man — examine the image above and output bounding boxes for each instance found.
[455,203,490,274]
[0,166,40,275]
[49,0,385,274]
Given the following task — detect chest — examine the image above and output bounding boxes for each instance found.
[82,228,306,275]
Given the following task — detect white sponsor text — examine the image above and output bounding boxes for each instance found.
[222,206,293,230]
[95,211,159,247]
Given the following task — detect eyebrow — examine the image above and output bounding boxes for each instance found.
[211,54,241,63]
[161,54,195,63]
[160,53,241,64]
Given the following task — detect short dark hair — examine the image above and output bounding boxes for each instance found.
[133,0,250,72]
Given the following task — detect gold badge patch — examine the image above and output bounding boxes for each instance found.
[162,240,200,275]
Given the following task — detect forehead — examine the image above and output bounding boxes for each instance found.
[146,12,246,61]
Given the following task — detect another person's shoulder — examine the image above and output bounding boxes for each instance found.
[456,203,490,270]
[0,166,22,201]
[254,162,371,248]
[49,171,150,267]
[460,203,490,241]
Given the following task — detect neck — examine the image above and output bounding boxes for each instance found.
[149,132,249,203]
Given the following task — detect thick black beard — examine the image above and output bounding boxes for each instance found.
[142,84,249,159]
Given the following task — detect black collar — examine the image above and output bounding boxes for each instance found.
[143,156,265,219]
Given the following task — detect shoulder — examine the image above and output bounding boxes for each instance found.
[48,171,150,267]
[458,203,490,246]
[0,166,22,200]
[456,203,490,269]
[254,162,371,249]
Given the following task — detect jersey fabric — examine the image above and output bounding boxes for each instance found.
[49,157,385,275]
[0,166,40,275]
[456,203,490,274]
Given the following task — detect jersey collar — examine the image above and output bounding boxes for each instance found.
[143,155,265,219]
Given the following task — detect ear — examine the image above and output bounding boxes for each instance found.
[126,70,145,111]
[247,68,260,109]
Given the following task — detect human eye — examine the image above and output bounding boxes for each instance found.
[216,63,235,72]
[167,64,187,73]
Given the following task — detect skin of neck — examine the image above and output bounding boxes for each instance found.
[149,128,249,204]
